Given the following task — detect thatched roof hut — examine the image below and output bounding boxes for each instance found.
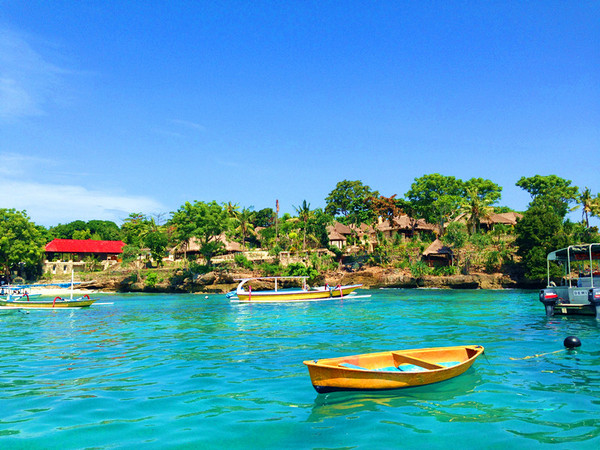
[422,239,454,266]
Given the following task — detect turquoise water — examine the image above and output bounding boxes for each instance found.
[1,289,599,449]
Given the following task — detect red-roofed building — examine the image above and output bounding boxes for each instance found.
[46,239,126,257]
[45,239,126,274]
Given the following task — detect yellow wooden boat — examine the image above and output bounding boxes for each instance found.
[304,345,484,393]
[232,276,362,302]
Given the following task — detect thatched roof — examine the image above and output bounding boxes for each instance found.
[327,229,346,242]
[376,215,436,232]
[422,239,453,257]
[453,211,523,226]
[482,212,523,225]
[327,222,352,236]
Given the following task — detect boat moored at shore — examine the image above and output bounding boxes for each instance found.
[0,295,96,309]
[539,243,600,317]
[231,276,363,302]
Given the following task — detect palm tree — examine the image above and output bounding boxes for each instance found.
[224,202,240,220]
[460,188,494,234]
[577,187,594,228]
[294,200,312,251]
[234,208,256,250]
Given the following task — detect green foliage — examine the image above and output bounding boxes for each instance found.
[232,207,256,250]
[72,229,92,240]
[0,209,46,281]
[442,222,468,248]
[463,178,502,204]
[234,253,253,269]
[144,227,169,266]
[169,200,231,266]
[469,232,492,250]
[516,175,578,218]
[484,251,501,273]
[259,262,283,277]
[50,219,121,241]
[284,262,319,284]
[410,260,431,278]
[121,245,141,265]
[325,180,378,226]
[405,174,464,234]
[188,261,211,275]
[515,202,567,280]
[254,208,275,227]
[83,255,101,272]
[145,271,158,288]
[121,213,150,247]
[433,265,458,276]
[269,244,283,256]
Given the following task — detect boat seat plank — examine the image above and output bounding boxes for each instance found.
[392,353,447,370]
[338,361,460,372]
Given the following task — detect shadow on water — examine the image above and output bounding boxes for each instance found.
[306,369,483,423]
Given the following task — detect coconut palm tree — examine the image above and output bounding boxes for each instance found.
[577,187,595,228]
[234,207,256,250]
[460,188,494,234]
[294,200,312,251]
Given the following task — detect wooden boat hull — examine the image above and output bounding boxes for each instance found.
[0,298,96,309]
[303,345,484,393]
[236,284,362,302]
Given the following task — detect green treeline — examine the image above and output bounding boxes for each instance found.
[1,174,599,284]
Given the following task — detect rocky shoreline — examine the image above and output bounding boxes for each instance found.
[72,266,542,294]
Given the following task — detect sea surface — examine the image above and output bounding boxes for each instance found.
[1,289,599,449]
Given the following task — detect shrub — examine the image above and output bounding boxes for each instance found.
[470,232,492,249]
[145,271,158,288]
[260,262,283,276]
[234,253,253,269]
[410,260,430,278]
[443,222,468,248]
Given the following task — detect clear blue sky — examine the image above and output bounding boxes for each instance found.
[1,1,598,227]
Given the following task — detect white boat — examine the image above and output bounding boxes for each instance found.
[0,286,42,301]
[540,243,600,317]
[230,276,363,302]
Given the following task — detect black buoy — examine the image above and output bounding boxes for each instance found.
[564,336,581,349]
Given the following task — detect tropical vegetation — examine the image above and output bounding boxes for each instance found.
[1,174,599,287]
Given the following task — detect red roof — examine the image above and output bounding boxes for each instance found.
[45,239,126,254]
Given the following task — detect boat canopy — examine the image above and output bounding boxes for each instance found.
[547,243,600,261]
[235,276,310,293]
[546,243,600,288]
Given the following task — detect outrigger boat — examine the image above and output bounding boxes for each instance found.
[230,276,363,302]
[304,345,484,393]
[0,275,96,309]
[0,286,42,301]
[539,243,600,317]
[0,294,95,309]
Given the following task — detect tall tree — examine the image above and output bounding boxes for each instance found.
[0,209,46,282]
[254,208,275,228]
[294,200,312,251]
[325,180,378,227]
[169,201,231,266]
[406,174,464,235]
[459,178,501,234]
[121,213,149,247]
[369,194,405,225]
[234,207,256,250]
[515,201,568,280]
[516,175,578,218]
[575,187,600,228]
[140,217,169,266]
